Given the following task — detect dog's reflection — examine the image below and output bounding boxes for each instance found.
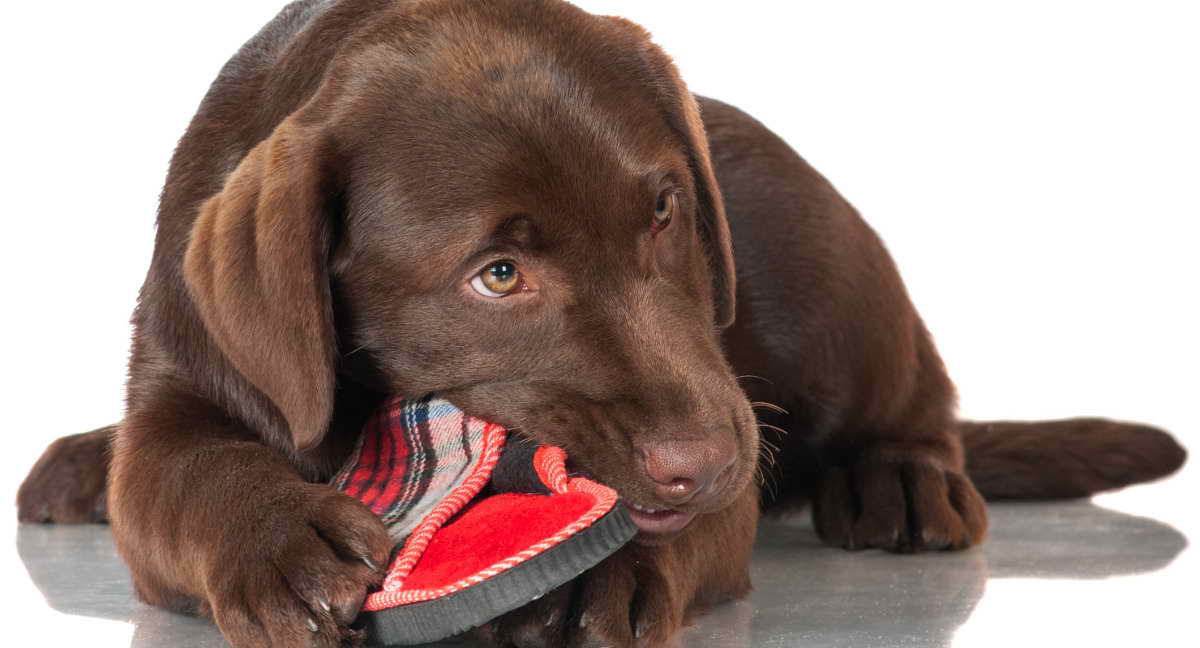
[16,500,1188,648]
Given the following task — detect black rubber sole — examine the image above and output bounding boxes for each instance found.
[360,504,637,646]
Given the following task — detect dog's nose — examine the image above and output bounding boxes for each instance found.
[639,439,735,506]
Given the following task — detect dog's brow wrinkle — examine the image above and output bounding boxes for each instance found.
[491,214,538,248]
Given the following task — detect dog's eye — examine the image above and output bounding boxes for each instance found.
[471,260,523,297]
[653,190,676,233]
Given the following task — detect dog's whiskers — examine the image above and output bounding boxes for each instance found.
[753,449,780,499]
[758,438,781,455]
[757,422,790,439]
[757,442,777,467]
[751,401,789,415]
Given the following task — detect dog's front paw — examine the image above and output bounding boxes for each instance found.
[205,484,391,648]
[813,448,988,552]
[478,546,681,648]
[18,427,113,523]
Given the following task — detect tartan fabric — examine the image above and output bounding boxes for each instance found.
[332,394,488,544]
[330,393,634,644]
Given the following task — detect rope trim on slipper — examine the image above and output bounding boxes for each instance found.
[534,445,570,493]
[363,476,620,609]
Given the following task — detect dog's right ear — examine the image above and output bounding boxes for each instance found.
[183,118,341,452]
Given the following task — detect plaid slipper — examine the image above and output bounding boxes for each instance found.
[332,395,637,646]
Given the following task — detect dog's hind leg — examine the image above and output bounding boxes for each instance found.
[703,95,988,551]
[17,425,114,523]
[703,95,1184,553]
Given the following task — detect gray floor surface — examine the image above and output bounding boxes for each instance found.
[11,487,1194,647]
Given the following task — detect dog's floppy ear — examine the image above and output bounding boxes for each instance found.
[607,18,738,328]
[184,117,340,451]
[671,87,738,328]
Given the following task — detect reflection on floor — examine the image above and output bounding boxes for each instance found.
[15,500,1188,647]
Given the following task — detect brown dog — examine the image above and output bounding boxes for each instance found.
[17,1,1185,647]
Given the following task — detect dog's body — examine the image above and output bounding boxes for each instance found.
[17,1,1185,647]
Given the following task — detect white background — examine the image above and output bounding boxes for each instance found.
[1,1,1196,646]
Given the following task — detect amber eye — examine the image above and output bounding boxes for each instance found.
[653,190,676,232]
[471,260,522,297]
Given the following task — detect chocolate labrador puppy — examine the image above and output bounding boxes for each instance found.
[18,1,1185,646]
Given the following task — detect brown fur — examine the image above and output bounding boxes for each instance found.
[17,1,1185,646]
[17,426,113,524]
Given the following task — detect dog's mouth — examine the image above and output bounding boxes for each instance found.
[567,460,742,542]
[625,502,697,537]
[567,461,700,539]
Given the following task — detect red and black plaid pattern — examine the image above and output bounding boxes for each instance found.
[332,395,490,543]
[330,393,633,645]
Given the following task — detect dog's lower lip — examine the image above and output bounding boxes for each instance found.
[625,505,696,535]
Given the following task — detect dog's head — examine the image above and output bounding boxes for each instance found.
[183,0,757,541]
